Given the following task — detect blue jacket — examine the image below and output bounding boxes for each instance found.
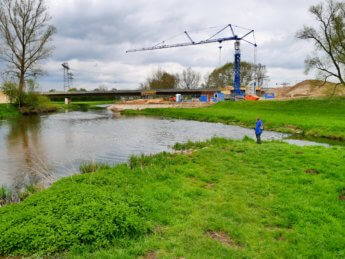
[255,120,263,135]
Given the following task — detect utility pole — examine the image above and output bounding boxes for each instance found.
[62,62,70,92]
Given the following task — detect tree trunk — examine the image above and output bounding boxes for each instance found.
[18,71,25,107]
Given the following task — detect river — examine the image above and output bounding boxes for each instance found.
[0,108,328,189]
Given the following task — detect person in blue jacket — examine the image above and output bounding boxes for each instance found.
[255,118,264,144]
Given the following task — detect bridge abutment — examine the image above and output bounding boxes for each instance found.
[65,97,71,105]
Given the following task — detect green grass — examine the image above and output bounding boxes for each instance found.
[52,100,116,111]
[0,138,344,257]
[123,98,345,140]
[0,104,20,120]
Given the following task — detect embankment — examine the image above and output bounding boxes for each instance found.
[0,104,20,120]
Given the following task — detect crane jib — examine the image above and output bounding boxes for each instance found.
[126,25,257,97]
[126,36,242,53]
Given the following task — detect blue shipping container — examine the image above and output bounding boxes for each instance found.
[264,93,275,99]
[200,95,208,102]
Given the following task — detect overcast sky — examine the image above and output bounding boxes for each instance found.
[37,0,320,91]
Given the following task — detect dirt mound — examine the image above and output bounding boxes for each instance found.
[269,80,345,99]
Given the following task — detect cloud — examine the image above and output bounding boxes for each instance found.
[35,0,320,90]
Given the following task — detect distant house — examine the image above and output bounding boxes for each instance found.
[0,92,9,104]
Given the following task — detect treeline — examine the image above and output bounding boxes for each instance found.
[140,62,268,90]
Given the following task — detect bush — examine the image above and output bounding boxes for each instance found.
[1,82,19,103]
[0,170,151,256]
[1,81,57,114]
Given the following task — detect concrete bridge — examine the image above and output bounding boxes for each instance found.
[42,88,265,104]
[42,88,220,104]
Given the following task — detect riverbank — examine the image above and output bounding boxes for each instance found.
[123,98,345,141]
[53,100,116,111]
[0,101,59,120]
[0,138,344,257]
[0,104,20,120]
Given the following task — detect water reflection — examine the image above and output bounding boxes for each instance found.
[4,116,54,191]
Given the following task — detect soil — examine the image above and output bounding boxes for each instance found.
[339,190,345,201]
[268,80,345,99]
[206,231,242,249]
[143,251,157,259]
[109,99,212,112]
[305,169,319,175]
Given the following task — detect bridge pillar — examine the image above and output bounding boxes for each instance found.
[64,97,71,105]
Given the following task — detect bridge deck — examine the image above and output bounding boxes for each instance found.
[42,89,213,98]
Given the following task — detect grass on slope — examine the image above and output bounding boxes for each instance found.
[52,101,116,111]
[123,98,345,140]
[0,104,20,120]
[0,138,344,258]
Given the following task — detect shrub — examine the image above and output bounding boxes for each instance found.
[1,82,19,103]
[1,81,57,114]
[0,171,151,256]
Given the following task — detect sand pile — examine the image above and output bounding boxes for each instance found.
[121,99,171,105]
[270,80,345,99]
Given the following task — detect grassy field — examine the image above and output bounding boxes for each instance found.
[123,98,345,141]
[0,138,344,257]
[52,100,116,111]
[0,104,20,120]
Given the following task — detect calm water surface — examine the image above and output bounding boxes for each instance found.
[0,109,326,189]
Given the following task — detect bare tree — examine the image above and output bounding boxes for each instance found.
[253,63,268,87]
[0,0,56,105]
[296,0,345,86]
[178,67,201,89]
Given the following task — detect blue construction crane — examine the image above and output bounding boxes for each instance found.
[126,24,257,96]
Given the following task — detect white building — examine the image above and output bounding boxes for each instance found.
[0,92,9,103]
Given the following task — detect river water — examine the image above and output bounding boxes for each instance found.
[0,109,327,189]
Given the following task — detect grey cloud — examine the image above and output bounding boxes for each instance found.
[36,0,321,90]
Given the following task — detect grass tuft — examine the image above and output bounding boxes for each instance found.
[79,162,111,174]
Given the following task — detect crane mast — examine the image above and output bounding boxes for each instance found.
[126,24,257,96]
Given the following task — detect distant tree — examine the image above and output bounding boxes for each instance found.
[296,0,345,86]
[98,85,108,91]
[178,67,201,89]
[140,69,178,89]
[68,88,78,92]
[205,62,267,88]
[206,63,234,89]
[48,89,55,92]
[253,63,268,87]
[79,88,87,92]
[0,0,56,106]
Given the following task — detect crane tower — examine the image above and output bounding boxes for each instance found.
[126,24,257,96]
